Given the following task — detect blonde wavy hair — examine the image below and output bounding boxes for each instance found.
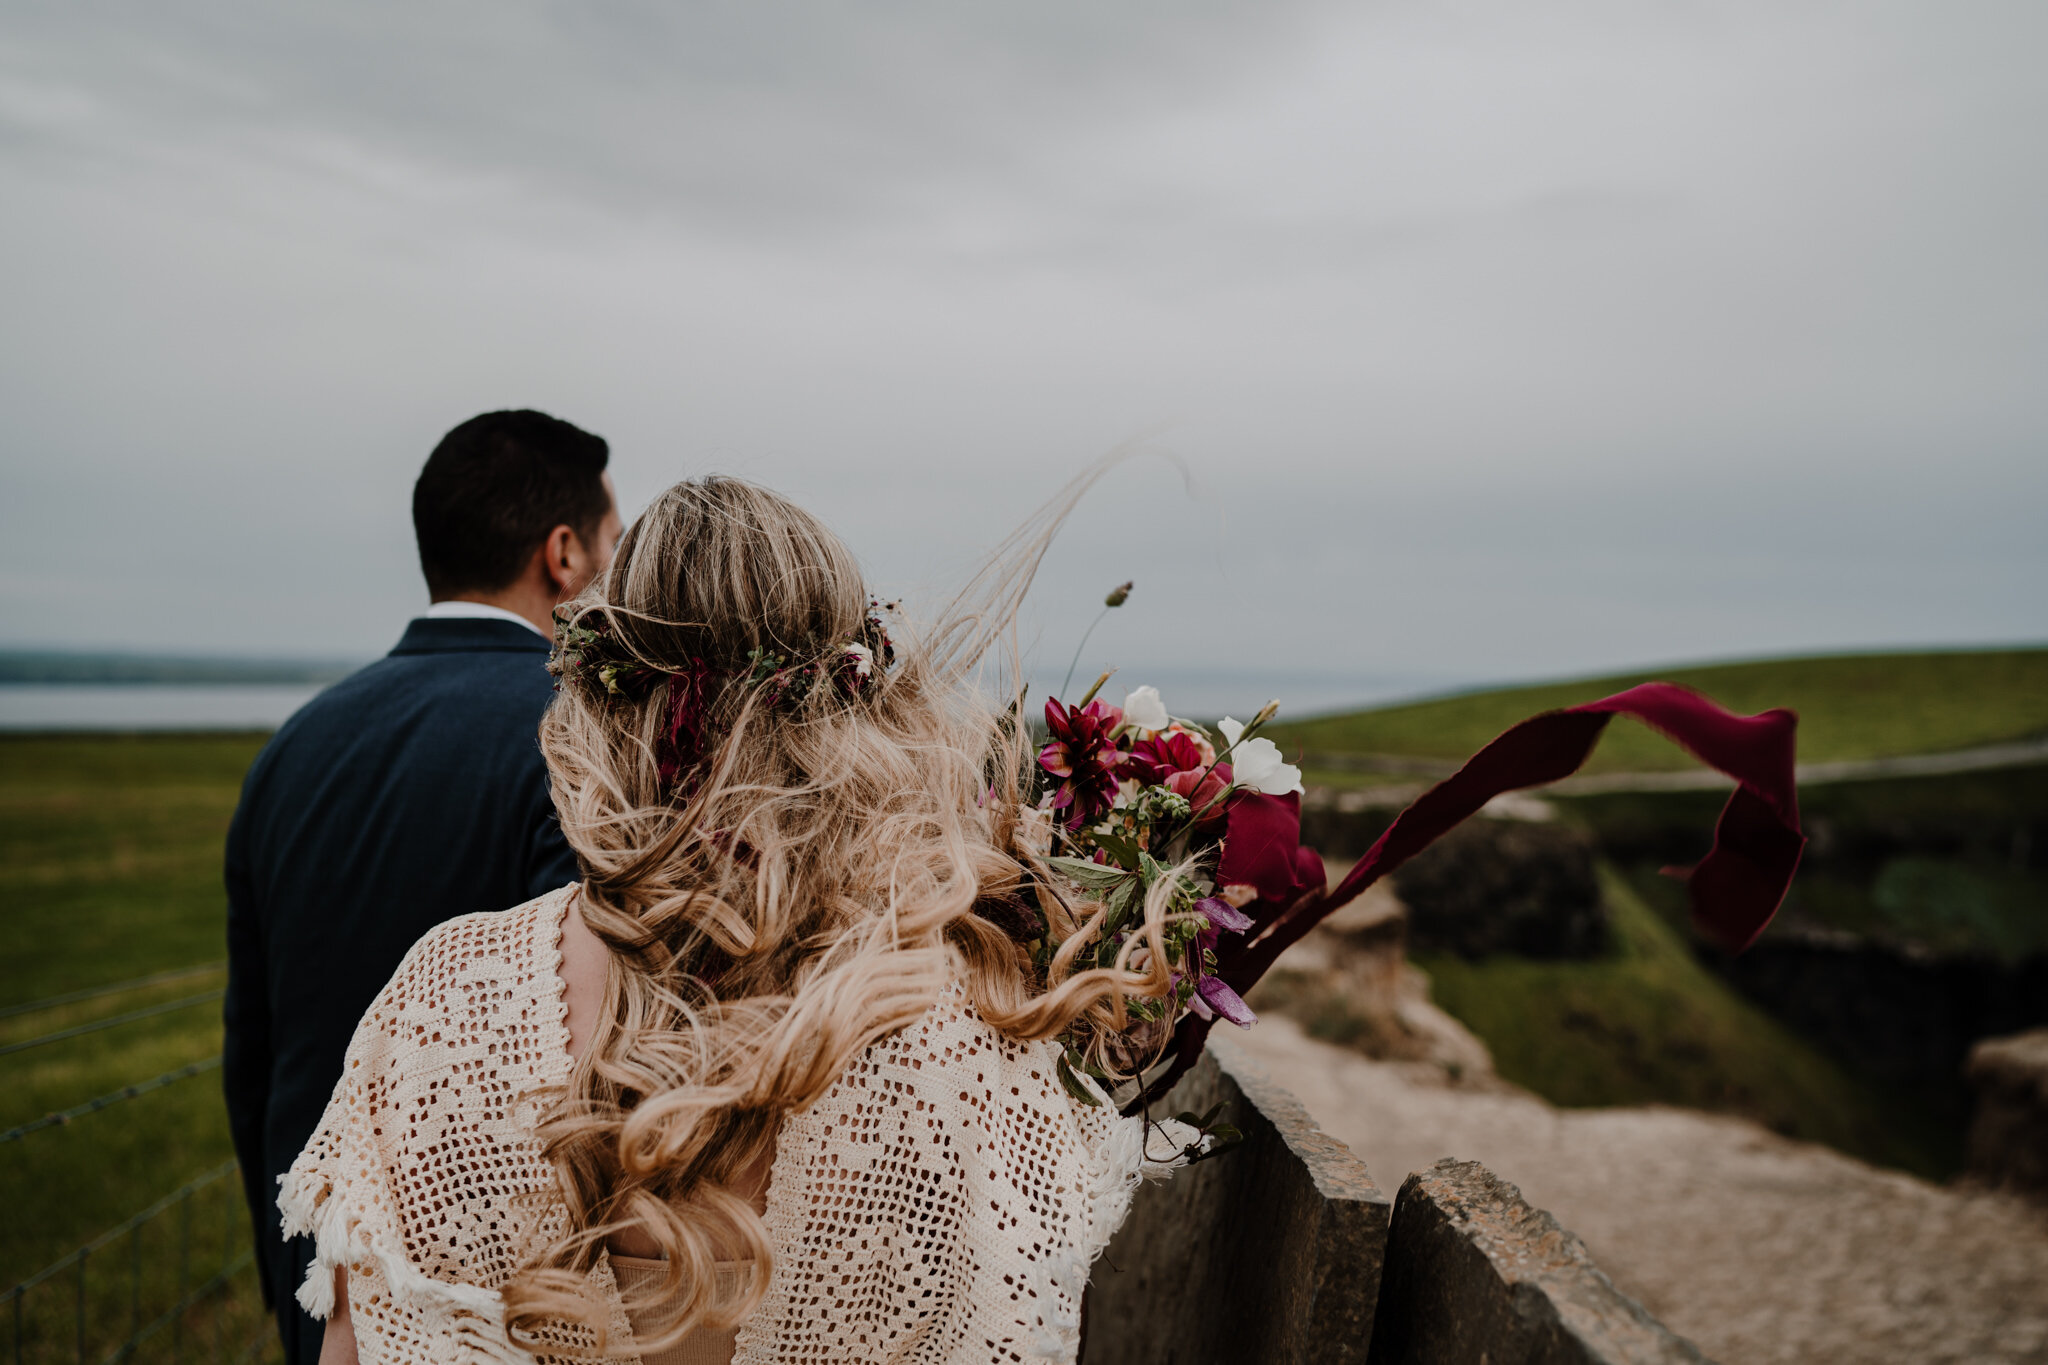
[501,474,1181,1352]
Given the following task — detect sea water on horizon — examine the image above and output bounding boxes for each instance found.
[1019,667,1463,721]
[0,683,329,731]
[1,668,1465,734]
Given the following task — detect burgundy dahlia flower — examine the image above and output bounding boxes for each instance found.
[1039,697,1125,830]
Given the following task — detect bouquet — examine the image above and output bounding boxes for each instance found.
[1002,587,1814,1140]
[1022,673,1316,1117]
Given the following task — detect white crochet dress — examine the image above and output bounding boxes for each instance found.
[278,886,1155,1365]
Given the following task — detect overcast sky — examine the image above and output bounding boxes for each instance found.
[2,1,2043,713]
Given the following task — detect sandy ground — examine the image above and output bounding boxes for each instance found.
[1218,1016,2048,1365]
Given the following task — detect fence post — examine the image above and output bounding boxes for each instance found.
[214,1189,233,1364]
[73,1254,87,1365]
[174,1192,192,1365]
[128,1222,143,1356]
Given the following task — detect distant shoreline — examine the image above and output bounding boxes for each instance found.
[0,650,363,686]
[0,682,329,731]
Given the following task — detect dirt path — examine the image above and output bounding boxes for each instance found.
[1219,1017,2048,1364]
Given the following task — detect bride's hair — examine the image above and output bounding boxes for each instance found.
[501,473,1177,1351]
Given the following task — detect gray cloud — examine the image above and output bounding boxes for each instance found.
[1,0,2043,705]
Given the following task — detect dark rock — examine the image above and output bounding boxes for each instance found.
[1391,821,1607,960]
[1368,1160,1712,1365]
[1965,1028,2048,1197]
[1297,798,1398,861]
[1716,934,2048,1131]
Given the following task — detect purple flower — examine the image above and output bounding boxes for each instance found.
[1189,975,1257,1028]
[1195,896,1254,934]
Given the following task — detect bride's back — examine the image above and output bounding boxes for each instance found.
[518,478,1018,1333]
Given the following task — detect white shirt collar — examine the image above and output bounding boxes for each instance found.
[422,600,550,639]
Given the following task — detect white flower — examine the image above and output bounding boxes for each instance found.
[842,641,875,679]
[1122,685,1170,734]
[1218,716,1304,796]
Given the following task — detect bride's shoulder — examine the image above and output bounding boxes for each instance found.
[365,884,577,1023]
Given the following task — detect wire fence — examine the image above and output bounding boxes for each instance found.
[0,968,227,1025]
[3,1163,277,1365]
[0,1058,225,1147]
[0,994,227,1062]
[4,965,274,1365]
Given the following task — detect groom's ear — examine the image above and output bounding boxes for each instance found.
[540,472,621,602]
[540,523,582,596]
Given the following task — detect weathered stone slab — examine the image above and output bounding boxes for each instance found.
[1082,1040,1392,1365]
[1966,1027,2048,1197]
[1367,1160,1710,1365]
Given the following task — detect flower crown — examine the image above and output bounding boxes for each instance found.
[547,600,897,707]
[549,600,897,792]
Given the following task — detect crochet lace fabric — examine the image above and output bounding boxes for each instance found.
[278,887,1150,1365]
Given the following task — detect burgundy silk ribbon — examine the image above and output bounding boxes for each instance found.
[1126,682,1806,1113]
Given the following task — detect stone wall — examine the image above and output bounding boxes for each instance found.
[1367,1161,1710,1365]
[1082,1050,1711,1363]
[1082,1049,1391,1364]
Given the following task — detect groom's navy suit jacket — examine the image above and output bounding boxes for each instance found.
[223,617,578,1360]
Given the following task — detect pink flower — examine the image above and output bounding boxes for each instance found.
[1167,762,1232,827]
[1039,697,1125,830]
[1123,729,1208,785]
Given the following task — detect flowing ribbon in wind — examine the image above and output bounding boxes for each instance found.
[1126,682,1805,1113]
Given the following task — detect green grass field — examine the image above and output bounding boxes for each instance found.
[1266,646,2048,776]
[1,733,275,1365]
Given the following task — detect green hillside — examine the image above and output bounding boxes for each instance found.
[1266,647,2048,776]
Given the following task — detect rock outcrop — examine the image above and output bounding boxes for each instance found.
[1965,1027,2048,1197]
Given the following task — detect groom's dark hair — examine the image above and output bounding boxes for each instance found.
[413,410,611,597]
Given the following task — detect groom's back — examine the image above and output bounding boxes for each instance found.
[226,616,572,1182]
